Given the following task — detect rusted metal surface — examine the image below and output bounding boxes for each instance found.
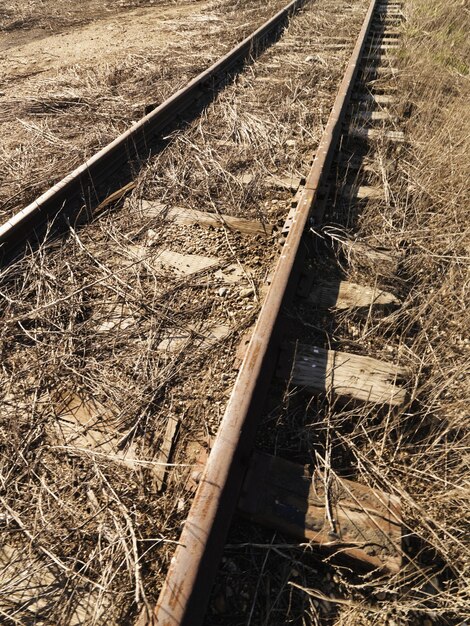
[151,0,380,624]
[0,0,305,264]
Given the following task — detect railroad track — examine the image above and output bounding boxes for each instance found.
[150,0,408,624]
[0,0,410,624]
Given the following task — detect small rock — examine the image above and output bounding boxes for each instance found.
[240,287,254,298]
[147,229,158,246]
[218,287,228,297]
[240,173,254,185]
[225,559,238,574]
[286,139,296,147]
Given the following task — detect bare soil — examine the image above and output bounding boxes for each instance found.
[1,2,208,79]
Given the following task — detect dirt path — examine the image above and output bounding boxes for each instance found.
[0,1,212,82]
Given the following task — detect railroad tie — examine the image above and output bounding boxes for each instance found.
[0,541,110,623]
[278,344,408,406]
[156,324,231,354]
[342,183,386,200]
[353,110,396,122]
[308,280,400,311]
[348,126,405,143]
[139,200,274,236]
[48,389,143,471]
[238,452,402,574]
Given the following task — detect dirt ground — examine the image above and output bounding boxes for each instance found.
[1,0,211,78]
[1,0,186,39]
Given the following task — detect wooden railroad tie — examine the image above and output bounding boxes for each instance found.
[354,110,396,122]
[349,126,405,143]
[0,538,110,624]
[277,343,408,406]
[139,200,273,237]
[49,389,143,471]
[124,245,251,284]
[48,390,179,491]
[157,323,231,354]
[353,93,396,105]
[238,452,402,574]
[342,183,385,200]
[309,279,400,311]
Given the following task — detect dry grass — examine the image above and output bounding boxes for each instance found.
[0,0,289,222]
[2,0,467,623]
[0,0,173,32]
[208,1,469,625]
[306,0,470,622]
[0,0,369,623]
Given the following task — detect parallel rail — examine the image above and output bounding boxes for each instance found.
[151,0,384,624]
[0,0,305,264]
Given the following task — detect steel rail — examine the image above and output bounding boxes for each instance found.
[151,0,379,624]
[0,0,306,264]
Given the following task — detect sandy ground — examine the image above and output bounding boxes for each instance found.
[0,1,212,82]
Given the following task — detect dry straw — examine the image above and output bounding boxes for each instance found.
[0,0,366,622]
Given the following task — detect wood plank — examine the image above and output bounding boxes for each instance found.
[267,173,302,192]
[50,390,182,491]
[253,76,285,84]
[51,389,115,428]
[92,299,136,333]
[338,239,404,274]
[124,245,252,284]
[309,280,400,310]
[50,390,142,470]
[128,246,218,276]
[279,344,408,406]
[371,37,400,45]
[157,324,231,353]
[354,93,396,105]
[0,540,109,624]
[354,110,394,122]
[238,452,402,573]
[154,416,180,491]
[343,184,385,200]
[140,201,273,236]
[361,65,398,76]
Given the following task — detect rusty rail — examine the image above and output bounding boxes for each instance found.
[151,0,380,624]
[0,0,306,264]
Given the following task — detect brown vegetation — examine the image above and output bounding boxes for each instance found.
[206,2,469,625]
[0,0,370,623]
[286,0,470,623]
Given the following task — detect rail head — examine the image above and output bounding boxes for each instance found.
[150,0,380,624]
